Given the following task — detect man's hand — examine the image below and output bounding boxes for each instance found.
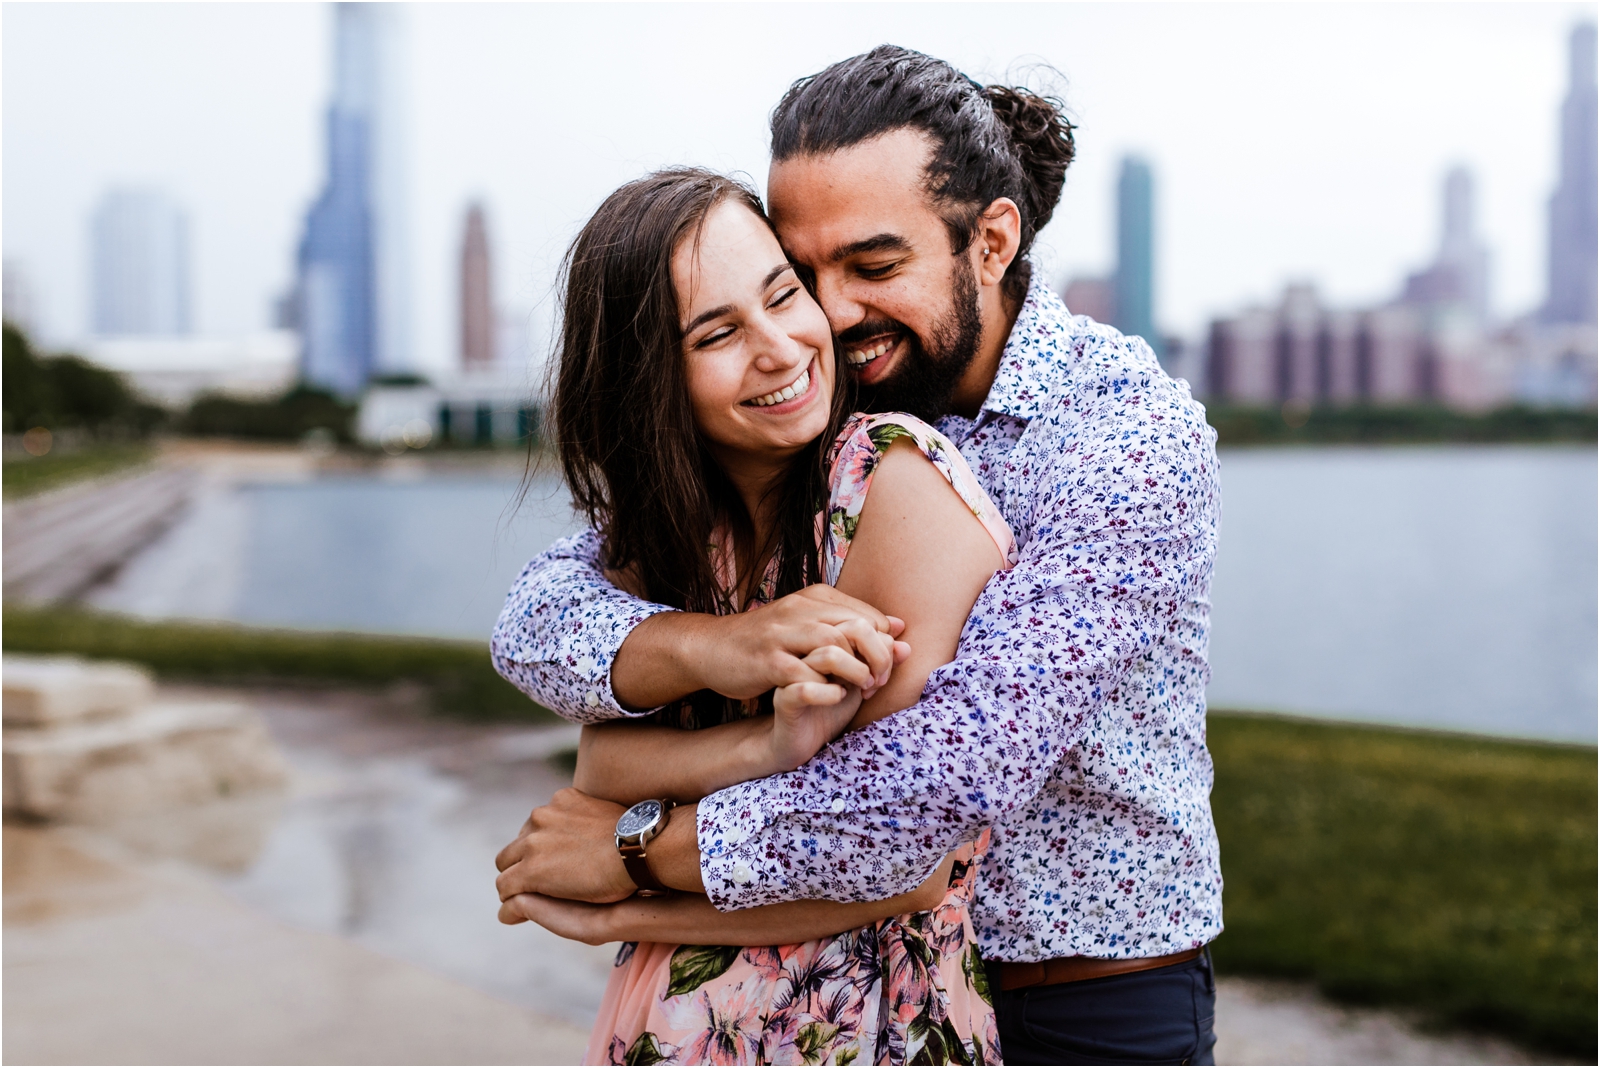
[613,585,910,711]
[494,789,634,905]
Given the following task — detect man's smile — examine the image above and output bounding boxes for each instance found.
[844,332,907,385]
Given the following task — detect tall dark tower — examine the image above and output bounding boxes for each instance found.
[1114,156,1160,356]
[1544,23,1598,325]
[460,203,493,369]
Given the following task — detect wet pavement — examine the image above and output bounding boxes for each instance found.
[3,683,1556,1065]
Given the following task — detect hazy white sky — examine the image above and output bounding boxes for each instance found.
[2,2,1591,374]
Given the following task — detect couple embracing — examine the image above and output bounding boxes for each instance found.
[493,45,1223,1066]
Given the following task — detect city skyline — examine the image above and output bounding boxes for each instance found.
[1,4,1590,371]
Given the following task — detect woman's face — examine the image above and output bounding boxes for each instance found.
[674,200,836,471]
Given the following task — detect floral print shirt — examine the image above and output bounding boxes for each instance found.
[492,272,1224,962]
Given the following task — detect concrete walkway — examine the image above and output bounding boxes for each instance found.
[4,825,589,1065]
[2,683,1555,1065]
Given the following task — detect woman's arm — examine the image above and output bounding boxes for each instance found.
[835,438,1008,728]
[573,656,865,806]
[502,853,956,945]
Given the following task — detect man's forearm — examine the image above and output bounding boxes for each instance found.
[608,611,721,712]
[652,801,706,892]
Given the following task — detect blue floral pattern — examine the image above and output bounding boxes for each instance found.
[493,271,1224,962]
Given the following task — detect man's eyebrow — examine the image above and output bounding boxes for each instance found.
[683,263,795,335]
[826,233,911,263]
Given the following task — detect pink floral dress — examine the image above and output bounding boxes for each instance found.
[585,413,1017,1066]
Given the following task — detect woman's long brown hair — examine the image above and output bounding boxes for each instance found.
[551,167,853,633]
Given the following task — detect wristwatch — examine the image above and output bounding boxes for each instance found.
[615,798,675,897]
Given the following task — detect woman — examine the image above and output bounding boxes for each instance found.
[515,167,1016,1065]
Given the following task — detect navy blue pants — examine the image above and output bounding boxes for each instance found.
[987,950,1217,1065]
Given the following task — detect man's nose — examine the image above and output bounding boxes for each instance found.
[812,270,866,336]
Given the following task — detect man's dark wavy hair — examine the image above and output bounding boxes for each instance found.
[770,45,1076,304]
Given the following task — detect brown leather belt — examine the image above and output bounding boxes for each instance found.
[997,947,1206,991]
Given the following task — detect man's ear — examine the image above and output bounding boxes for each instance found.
[974,198,1023,288]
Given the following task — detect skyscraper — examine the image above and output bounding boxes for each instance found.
[1402,166,1491,323]
[1114,157,1159,355]
[295,3,411,397]
[1544,23,1598,326]
[460,203,493,369]
[90,188,190,336]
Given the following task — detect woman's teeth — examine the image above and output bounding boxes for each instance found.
[846,338,895,365]
[747,368,810,408]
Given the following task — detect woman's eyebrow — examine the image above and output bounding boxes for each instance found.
[682,265,793,334]
[683,303,734,335]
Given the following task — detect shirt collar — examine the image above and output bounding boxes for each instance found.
[980,268,1078,422]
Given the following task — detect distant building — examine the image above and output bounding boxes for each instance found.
[357,371,539,451]
[1543,23,1598,326]
[1114,157,1159,356]
[460,203,494,369]
[1402,167,1491,324]
[81,332,299,410]
[4,261,38,336]
[90,188,190,337]
[294,3,411,398]
[1061,276,1115,325]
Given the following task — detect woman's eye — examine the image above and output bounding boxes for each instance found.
[694,327,734,349]
[769,286,800,309]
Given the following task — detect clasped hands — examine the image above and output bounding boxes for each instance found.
[495,585,907,928]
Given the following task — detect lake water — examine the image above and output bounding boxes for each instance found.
[91,446,1597,742]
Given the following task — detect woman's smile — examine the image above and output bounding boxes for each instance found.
[741,358,817,412]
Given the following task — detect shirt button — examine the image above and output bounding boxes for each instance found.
[732,863,752,884]
[830,798,846,813]
[585,690,601,708]
[575,655,596,675]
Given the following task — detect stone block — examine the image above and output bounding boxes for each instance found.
[3,700,288,823]
[3,655,154,727]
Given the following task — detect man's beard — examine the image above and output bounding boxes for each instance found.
[841,260,982,423]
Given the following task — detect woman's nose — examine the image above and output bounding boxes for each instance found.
[750,317,806,373]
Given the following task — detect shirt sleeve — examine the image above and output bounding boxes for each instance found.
[695,362,1220,909]
[490,527,677,724]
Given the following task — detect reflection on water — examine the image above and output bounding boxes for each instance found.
[92,448,1597,741]
[1209,446,1596,742]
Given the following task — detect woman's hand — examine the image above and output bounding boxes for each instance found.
[500,893,614,945]
[769,655,863,772]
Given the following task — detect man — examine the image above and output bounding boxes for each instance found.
[494,46,1222,1064]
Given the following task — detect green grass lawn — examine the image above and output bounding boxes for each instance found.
[2,443,156,500]
[2,606,1591,1054]
[1,604,557,723]
[1209,712,1596,1056]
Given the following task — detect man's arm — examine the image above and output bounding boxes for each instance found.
[695,371,1220,910]
[491,529,906,722]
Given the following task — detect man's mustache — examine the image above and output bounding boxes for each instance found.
[835,319,909,349]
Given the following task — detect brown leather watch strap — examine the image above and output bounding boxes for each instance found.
[619,843,671,897]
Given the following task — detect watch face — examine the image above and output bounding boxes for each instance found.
[616,799,663,839]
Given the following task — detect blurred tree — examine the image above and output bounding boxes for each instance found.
[181,385,355,441]
[2,323,161,436]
